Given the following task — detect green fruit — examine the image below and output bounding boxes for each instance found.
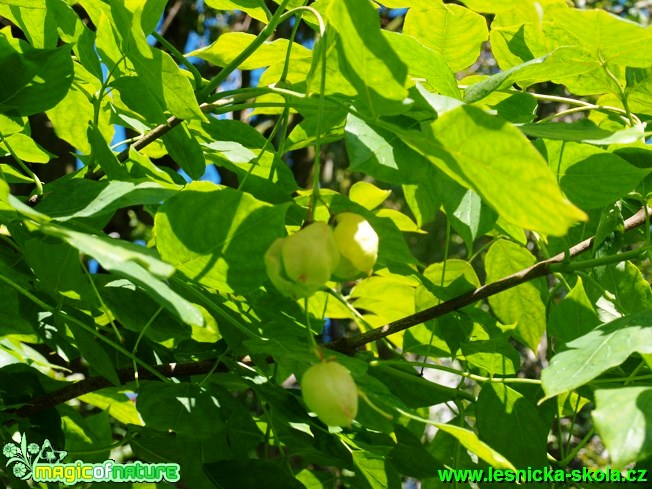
[332,213,379,280]
[301,361,358,427]
[264,222,340,299]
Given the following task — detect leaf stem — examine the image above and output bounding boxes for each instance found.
[549,245,650,273]
[357,390,394,420]
[558,427,595,467]
[536,104,637,125]
[131,306,164,388]
[81,260,124,344]
[198,0,294,100]
[152,32,203,90]
[309,15,328,223]
[304,297,320,358]
[600,58,635,126]
[0,131,43,196]
[377,360,541,385]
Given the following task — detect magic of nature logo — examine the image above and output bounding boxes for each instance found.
[3,433,180,485]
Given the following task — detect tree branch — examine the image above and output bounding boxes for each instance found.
[8,360,229,420]
[6,207,650,419]
[328,206,651,354]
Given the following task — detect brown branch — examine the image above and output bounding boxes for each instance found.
[85,93,256,180]
[9,359,226,419]
[7,207,650,419]
[328,206,651,354]
[86,113,185,180]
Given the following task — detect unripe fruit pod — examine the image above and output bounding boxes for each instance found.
[264,222,340,299]
[301,361,358,427]
[332,213,379,280]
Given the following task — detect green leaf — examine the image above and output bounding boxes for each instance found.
[22,237,91,301]
[2,133,53,163]
[374,209,420,233]
[0,32,73,115]
[437,173,496,254]
[0,113,25,134]
[97,277,195,345]
[88,126,131,180]
[110,75,168,124]
[546,8,652,68]
[195,118,299,203]
[0,280,36,337]
[593,387,652,467]
[485,240,547,351]
[187,32,311,69]
[204,459,306,489]
[476,383,549,468]
[0,164,32,183]
[538,139,651,209]
[488,92,538,124]
[519,121,646,145]
[326,0,408,116]
[513,46,618,96]
[129,427,224,487]
[62,410,112,463]
[0,2,57,48]
[162,124,206,181]
[367,363,459,408]
[463,55,550,103]
[349,181,391,210]
[594,261,652,316]
[204,0,269,23]
[402,168,441,228]
[286,105,348,151]
[352,450,401,489]
[345,114,430,184]
[548,277,601,344]
[541,310,652,399]
[35,179,178,222]
[593,202,626,262]
[154,182,288,294]
[79,388,143,426]
[422,259,481,301]
[388,425,442,478]
[68,322,120,385]
[350,275,415,326]
[136,382,225,439]
[434,424,516,470]
[403,1,488,72]
[382,31,460,98]
[296,469,338,489]
[411,105,587,236]
[94,1,204,121]
[459,0,524,12]
[461,338,520,376]
[46,63,111,154]
[40,223,204,327]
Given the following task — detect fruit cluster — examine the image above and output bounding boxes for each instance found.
[264,213,379,299]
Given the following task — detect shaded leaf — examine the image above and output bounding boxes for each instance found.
[326,0,408,116]
[485,240,547,351]
[593,387,652,467]
[154,182,288,293]
[542,310,652,399]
